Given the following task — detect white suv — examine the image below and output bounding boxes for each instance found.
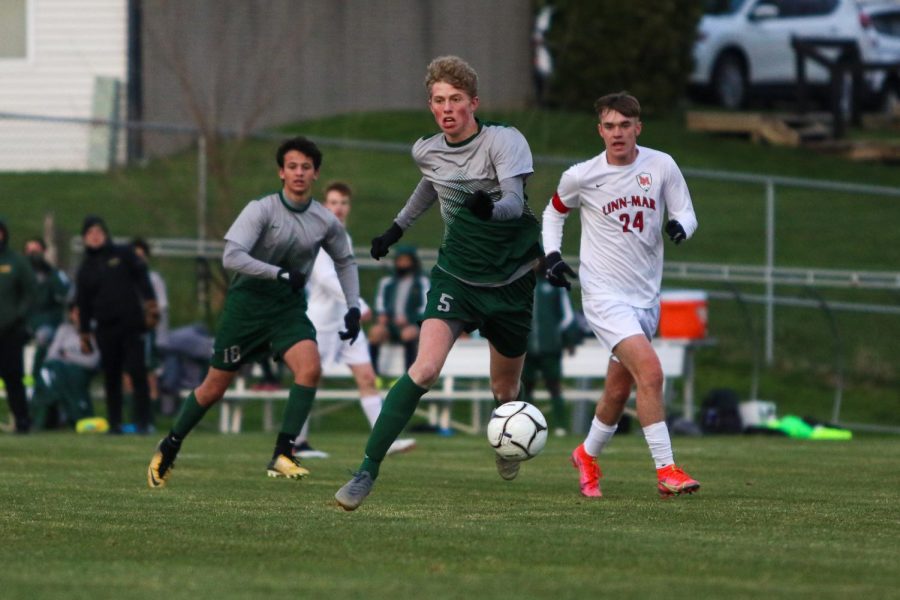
[691,0,882,109]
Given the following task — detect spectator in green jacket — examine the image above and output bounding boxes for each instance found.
[24,237,71,381]
[0,219,37,433]
[523,260,583,436]
[367,246,430,374]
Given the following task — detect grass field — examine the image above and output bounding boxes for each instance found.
[1,429,897,599]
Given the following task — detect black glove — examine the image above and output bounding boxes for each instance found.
[339,307,362,344]
[465,190,493,221]
[370,222,404,260]
[277,268,305,292]
[545,251,576,290]
[665,219,686,245]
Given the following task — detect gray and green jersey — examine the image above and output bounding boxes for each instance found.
[396,121,542,286]
[222,191,359,308]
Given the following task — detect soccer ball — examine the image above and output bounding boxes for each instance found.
[487,401,548,461]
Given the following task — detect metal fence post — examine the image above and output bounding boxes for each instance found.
[765,179,776,366]
[197,135,207,246]
[802,287,845,423]
[196,135,208,318]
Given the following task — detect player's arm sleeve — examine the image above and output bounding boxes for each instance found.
[395,178,439,230]
[491,127,534,182]
[222,201,280,279]
[323,222,360,309]
[222,240,280,280]
[664,158,698,239]
[488,175,526,221]
[541,169,581,254]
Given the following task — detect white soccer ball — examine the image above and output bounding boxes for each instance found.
[487,401,548,461]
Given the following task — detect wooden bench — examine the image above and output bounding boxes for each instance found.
[217,338,696,434]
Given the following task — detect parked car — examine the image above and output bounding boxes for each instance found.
[860,0,900,112]
[691,0,885,109]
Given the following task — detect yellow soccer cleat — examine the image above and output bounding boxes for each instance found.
[147,439,176,488]
[266,454,310,479]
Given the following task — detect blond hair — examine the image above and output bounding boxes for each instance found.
[425,55,478,99]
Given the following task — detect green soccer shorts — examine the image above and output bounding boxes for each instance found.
[210,288,316,371]
[421,268,536,358]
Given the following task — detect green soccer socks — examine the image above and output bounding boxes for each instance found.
[360,374,428,479]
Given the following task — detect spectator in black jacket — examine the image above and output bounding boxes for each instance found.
[76,215,158,433]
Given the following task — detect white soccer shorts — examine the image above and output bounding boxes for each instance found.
[582,296,659,354]
[317,330,372,369]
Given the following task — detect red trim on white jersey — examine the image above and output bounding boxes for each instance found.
[551,192,569,214]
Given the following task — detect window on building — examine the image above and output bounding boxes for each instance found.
[0,0,28,59]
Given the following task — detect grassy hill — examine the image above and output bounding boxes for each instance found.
[1,109,898,427]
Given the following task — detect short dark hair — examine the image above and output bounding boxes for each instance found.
[276,136,322,170]
[324,181,353,198]
[594,91,641,120]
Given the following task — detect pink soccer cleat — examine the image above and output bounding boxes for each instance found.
[656,464,700,497]
[571,444,602,498]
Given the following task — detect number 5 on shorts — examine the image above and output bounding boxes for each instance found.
[437,293,454,313]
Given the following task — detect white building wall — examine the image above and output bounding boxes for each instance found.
[0,0,127,171]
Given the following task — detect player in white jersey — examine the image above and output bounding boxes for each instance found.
[541,92,701,499]
[295,181,416,458]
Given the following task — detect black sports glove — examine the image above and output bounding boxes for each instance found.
[339,307,362,344]
[545,251,576,290]
[370,222,404,260]
[665,219,686,245]
[465,190,494,221]
[277,268,305,292]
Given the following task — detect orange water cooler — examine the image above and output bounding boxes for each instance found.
[659,290,708,339]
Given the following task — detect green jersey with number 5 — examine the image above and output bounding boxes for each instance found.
[412,120,541,286]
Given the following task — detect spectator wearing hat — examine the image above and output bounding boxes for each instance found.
[75,215,158,433]
[24,237,71,383]
[367,246,430,374]
[0,218,37,433]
